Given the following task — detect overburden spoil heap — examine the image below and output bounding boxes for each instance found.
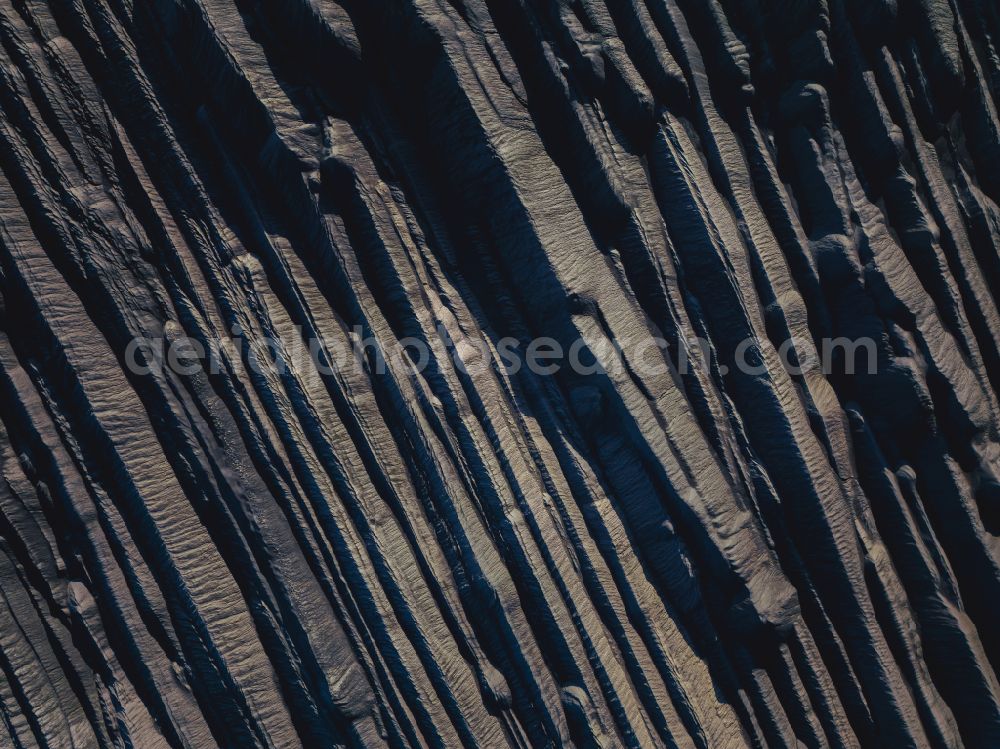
[1,0,1000,746]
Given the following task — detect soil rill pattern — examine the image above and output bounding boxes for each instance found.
[1,0,1000,747]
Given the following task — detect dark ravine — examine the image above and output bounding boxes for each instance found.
[1,0,1000,746]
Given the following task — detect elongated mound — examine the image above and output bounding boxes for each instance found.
[1,0,1000,747]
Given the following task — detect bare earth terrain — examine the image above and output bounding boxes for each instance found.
[1,0,1000,746]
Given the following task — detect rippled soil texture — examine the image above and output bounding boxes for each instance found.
[2,0,1000,747]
